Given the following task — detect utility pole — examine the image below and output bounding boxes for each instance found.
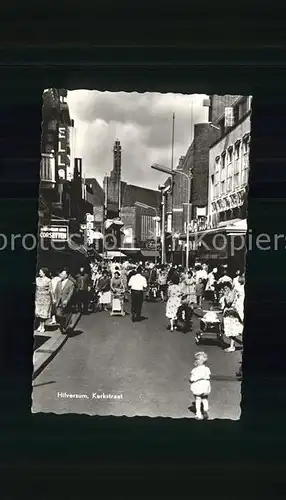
[171,112,175,263]
[161,191,166,265]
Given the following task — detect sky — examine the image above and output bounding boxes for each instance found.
[67,90,209,190]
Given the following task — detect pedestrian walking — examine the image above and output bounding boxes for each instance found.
[158,266,168,302]
[190,351,211,420]
[35,267,52,333]
[97,270,111,311]
[232,270,242,292]
[166,275,182,331]
[177,270,196,332]
[205,267,218,302]
[128,266,147,322]
[76,266,92,314]
[50,270,61,325]
[54,268,76,334]
[220,282,243,352]
[195,277,205,308]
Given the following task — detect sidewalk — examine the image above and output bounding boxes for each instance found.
[32,313,81,380]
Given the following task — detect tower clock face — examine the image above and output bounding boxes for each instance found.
[58,169,65,179]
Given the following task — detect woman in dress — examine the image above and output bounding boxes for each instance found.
[97,269,111,311]
[35,267,52,333]
[182,270,197,310]
[220,282,243,352]
[166,275,182,331]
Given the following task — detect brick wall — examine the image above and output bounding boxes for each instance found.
[85,178,104,207]
[191,123,219,207]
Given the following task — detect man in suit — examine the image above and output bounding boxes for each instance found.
[54,268,76,334]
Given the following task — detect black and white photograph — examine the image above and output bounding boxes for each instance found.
[32,90,251,420]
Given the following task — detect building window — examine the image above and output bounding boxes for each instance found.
[210,174,215,200]
[221,152,226,181]
[227,147,233,177]
[227,177,233,192]
[234,141,241,174]
[221,180,225,194]
[242,168,248,185]
[242,136,249,185]
[233,173,239,189]
[221,152,226,169]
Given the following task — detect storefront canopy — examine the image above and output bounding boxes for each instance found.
[179,219,247,240]
[141,250,159,258]
[100,251,126,259]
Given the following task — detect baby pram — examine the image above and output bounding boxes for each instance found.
[110,290,125,317]
[195,306,223,346]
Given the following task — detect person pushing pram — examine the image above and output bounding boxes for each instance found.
[110,270,126,316]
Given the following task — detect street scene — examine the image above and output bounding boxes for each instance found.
[33,91,251,419]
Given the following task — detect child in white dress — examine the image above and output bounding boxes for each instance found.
[190,352,211,420]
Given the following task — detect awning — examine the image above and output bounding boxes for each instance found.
[100,251,126,259]
[179,219,247,239]
[119,248,142,255]
[141,250,159,258]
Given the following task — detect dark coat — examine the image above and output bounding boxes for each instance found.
[54,278,75,309]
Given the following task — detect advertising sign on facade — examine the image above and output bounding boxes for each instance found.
[40,225,68,241]
[86,213,94,222]
[93,206,104,223]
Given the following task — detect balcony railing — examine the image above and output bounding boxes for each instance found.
[40,153,56,187]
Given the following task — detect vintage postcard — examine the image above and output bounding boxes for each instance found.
[32,91,251,419]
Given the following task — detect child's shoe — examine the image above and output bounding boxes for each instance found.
[195,414,203,420]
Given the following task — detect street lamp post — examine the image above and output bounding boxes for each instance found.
[151,164,192,270]
[134,202,160,265]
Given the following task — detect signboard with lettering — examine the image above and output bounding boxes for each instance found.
[94,206,104,223]
[40,225,68,241]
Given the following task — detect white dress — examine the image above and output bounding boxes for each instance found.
[190,365,211,396]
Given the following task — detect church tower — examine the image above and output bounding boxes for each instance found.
[107,139,122,217]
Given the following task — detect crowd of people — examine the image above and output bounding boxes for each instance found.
[34,258,244,420]
[34,260,245,348]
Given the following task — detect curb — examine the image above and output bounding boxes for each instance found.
[32,312,81,380]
